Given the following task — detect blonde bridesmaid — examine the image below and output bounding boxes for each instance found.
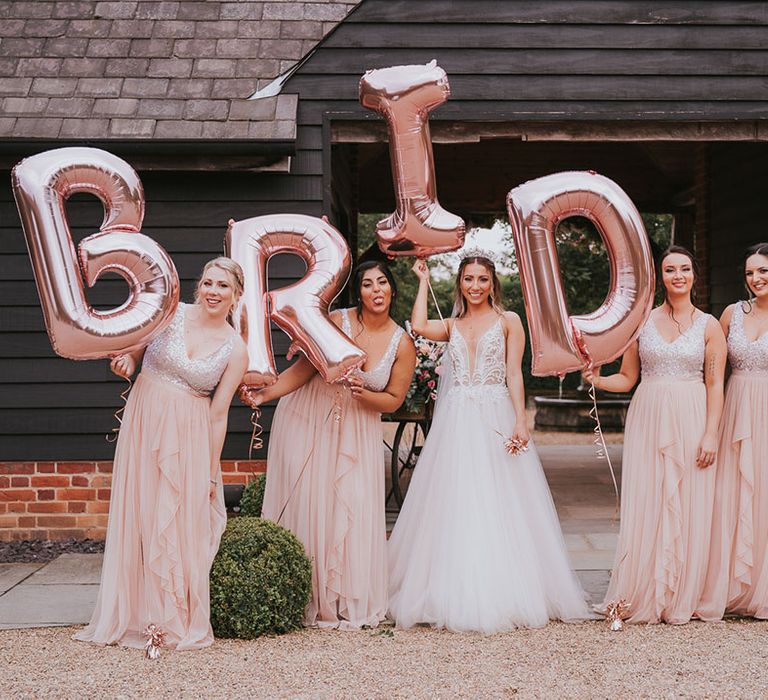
[584,246,726,624]
[75,258,248,650]
[704,243,768,618]
[252,261,416,629]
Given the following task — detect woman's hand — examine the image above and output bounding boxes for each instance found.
[696,431,718,469]
[239,385,265,408]
[511,421,530,450]
[110,354,135,379]
[581,365,601,389]
[412,259,430,282]
[347,373,365,399]
[209,480,217,501]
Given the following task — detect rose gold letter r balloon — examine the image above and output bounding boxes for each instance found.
[507,171,654,376]
[360,61,465,257]
[226,214,366,389]
[12,147,179,360]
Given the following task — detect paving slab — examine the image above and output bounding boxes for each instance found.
[26,553,102,585]
[0,563,44,595]
[0,583,98,629]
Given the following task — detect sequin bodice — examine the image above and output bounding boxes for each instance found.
[728,303,768,374]
[142,303,234,396]
[446,317,508,400]
[341,308,404,392]
[638,312,710,381]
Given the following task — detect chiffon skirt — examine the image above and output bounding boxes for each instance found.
[261,376,387,629]
[600,377,718,624]
[388,386,591,634]
[74,371,227,650]
[704,371,768,618]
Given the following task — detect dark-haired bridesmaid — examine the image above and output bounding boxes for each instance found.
[703,243,768,618]
[583,245,727,624]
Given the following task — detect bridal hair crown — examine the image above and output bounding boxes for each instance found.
[457,246,500,266]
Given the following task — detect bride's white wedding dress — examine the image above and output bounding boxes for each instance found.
[388,317,591,633]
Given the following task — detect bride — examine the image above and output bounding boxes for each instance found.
[388,250,591,633]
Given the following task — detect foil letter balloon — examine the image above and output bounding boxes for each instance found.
[12,147,179,359]
[226,214,366,388]
[360,60,465,257]
[506,171,654,376]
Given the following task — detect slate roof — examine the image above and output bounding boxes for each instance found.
[0,1,359,142]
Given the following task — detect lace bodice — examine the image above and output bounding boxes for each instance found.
[728,303,768,374]
[341,308,404,391]
[638,312,710,381]
[448,317,507,399]
[142,303,234,397]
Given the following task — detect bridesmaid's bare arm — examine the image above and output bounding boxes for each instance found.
[209,338,249,482]
[719,303,735,337]
[698,317,727,469]
[503,312,529,446]
[582,340,641,393]
[350,335,417,413]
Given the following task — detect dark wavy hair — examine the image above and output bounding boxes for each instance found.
[742,242,768,313]
[351,260,398,321]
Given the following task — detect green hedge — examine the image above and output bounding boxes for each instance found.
[210,517,311,639]
[239,472,267,517]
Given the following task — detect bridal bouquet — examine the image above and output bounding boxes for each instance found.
[403,322,445,414]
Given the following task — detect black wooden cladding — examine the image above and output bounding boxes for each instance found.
[1,169,320,460]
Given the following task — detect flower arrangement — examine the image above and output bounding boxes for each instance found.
[403,322,445,414]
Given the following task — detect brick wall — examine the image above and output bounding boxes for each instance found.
[0,459,266,542]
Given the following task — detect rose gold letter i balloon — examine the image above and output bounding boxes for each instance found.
[360,61,465,257]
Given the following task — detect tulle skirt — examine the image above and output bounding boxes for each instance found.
[704,371,768,618]
[262,375,387,629]
[599,377,718,624]
[388,385,591,634]
[74,371,227,650]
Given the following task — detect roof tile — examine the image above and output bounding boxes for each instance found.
[53,2,95,19]
[153,119,202,137]
[94,1,137,19]
[109,117,155,137]
[136,2,180,20]
[87,38,132,56]
[1,1,359,142]
[30,77,78,96]
[75,77,124,96]
[122,76,169,97]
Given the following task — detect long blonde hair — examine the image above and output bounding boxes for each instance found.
[194,256,244,325]
[452,256,504,318]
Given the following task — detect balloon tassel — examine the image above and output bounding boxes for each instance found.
[143,623,166,659]
[105,377,132,443]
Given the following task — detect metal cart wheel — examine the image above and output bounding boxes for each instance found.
[390,418,429,508]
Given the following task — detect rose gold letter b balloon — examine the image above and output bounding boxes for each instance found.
[226,214,366,389]
[360,61,465,257]
[12,147,179,359]
[507,171,654,376]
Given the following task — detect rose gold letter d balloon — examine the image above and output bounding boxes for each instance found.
[226,214,366,389]
[12,147,179,359]
[360,61,465,257]
[507,171,654,376]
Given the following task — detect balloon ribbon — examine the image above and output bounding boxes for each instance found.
[588,378,620,523]
[105,377,132,443]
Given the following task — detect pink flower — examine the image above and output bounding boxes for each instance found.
[435,365,442,376]
[427,380,436,389]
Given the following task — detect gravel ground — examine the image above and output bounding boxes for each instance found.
[2,620,768,699]
[0,538,104,563]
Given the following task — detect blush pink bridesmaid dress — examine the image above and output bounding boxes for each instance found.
[262,308,404,629]
[703,303,768,618]
[600,313,721,624]
[75,303,232,650]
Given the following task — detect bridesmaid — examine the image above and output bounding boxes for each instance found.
[583,245,726,624]
[704,242,768,618]
[76,257,248,650]
[251,261,416,629]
